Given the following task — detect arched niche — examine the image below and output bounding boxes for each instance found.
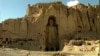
[45,15,59,51]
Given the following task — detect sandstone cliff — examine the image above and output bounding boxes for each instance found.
[0,23,2,39]
[0,2,100,51]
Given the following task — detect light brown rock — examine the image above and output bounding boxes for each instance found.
[0,2,100,51]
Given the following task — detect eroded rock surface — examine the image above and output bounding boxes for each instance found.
[62,32,100,53]
[0,2,100,51]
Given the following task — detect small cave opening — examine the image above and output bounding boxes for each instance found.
[20,42,24,46]
[77,26,82,33]
[5,38,9,41]
[87,43,91,45]
[78,30,81,33]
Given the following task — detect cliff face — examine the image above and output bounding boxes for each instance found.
[0,24,2,38]
[0,2,100,51]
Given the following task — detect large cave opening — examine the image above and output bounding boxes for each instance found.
[45,16,59,51]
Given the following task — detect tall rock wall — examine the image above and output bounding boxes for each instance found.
[0,23,2,38]
[0,2,100,51]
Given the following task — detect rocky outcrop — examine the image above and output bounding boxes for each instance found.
[0,2,100,51]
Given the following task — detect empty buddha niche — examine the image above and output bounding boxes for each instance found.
[45,16,59,51]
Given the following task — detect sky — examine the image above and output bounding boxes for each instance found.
[0,0,99,22]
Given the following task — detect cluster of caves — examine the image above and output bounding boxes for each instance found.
[0,2,100,52]
[0,38,38,50]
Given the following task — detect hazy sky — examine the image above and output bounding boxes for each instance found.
[0,0,99,22]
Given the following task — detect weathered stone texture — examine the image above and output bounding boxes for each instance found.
[0,23,2,38]
[0,2,100,51]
